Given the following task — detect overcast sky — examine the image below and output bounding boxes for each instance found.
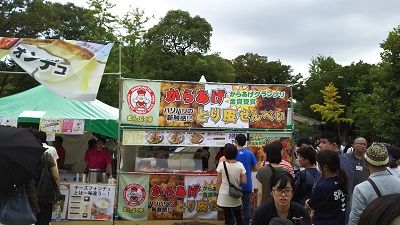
[51,0,400,77]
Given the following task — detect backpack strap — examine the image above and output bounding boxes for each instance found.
[367,178,382,197]
[267,164,275,174]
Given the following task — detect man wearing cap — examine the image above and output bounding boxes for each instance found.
[348,143,400,225]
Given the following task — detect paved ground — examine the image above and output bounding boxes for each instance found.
[53,220,224,225]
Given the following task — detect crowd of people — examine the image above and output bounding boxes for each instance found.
[215,132,400,225]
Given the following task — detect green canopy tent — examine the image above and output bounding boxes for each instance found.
[0,85,118,139]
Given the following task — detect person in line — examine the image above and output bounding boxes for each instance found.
[252,171,311,225]
[256,141,287,205]
[234,133,264,225]
[344,137,369,193]
[54,136,65,170]
[293,137,314,174]
[279,156,295,177]
[317,131,353,222]
[348,143,400,225]
[387,145,400,177]
[306,150,347,225]
[35,148,60,225]
[84,137,113,175]
[293,146,320,205]
[357,193,400,225]
[216,143,246,225]
[35,130,59,168]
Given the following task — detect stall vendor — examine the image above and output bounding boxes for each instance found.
[54,136,65,170]
[84,138,112,175]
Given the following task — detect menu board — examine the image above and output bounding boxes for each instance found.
[62,119,85,134]
[40,118,85,134]
[123,130,241,147]
[40,118,62,133]
[67,184,115,221]
[122,80,290,130]
[52,184,70,221]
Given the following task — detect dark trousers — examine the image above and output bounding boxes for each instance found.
[241,190,251,225]
[221,205,243,225]
[36,202,52,225]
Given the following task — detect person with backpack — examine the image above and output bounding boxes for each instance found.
[293,146,320,205]
[348,143,400,225]
[32,130,60,225]
[256,141,287,205]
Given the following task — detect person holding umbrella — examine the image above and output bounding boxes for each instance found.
[0,126,46,224]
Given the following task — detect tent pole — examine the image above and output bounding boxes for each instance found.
[113,43,123,225]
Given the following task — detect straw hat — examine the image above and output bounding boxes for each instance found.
[364,143,389,166]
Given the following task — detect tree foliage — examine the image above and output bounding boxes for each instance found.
[232,53,300,84]
[144,10,212,55]
[310,82,352,124]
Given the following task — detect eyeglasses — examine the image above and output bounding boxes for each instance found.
[272,188,293,196]
[354,142,367,145]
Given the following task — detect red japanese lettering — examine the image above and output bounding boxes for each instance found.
[165,88,181,103]
[150,184,163,198]
[175,185,186,199]
[195,90,210,105]
[183,89,195,104]
[211,89,226,105]
[164,185,175,198]
[187,184,201,199]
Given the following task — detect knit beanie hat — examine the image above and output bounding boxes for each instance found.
[364,142,389,166]
[269,217,295,225]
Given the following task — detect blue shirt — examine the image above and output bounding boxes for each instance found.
[236,148,257,191]
[309,176,346,225]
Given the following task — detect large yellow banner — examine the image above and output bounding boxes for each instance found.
[0,37,113,101]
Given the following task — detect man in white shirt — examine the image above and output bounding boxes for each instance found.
[36,131,59,168]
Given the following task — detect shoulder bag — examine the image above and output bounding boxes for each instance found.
[0,184,37,225]
[36,152,62,203]
[223,161,243,198]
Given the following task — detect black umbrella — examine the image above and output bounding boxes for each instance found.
[0,126,45,195]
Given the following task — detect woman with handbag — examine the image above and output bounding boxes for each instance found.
[216,143,247,225]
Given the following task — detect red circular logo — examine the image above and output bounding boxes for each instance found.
[123,184,146,207]
[127,86,156,114]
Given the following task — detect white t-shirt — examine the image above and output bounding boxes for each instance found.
[387,167,400,178]
[43,143,59,168]
[216,161,246,207]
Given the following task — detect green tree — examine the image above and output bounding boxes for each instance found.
[139,10,234,82]
[119,7,152,78]
[232,53,300,84]
[349,26,400,141]
[143,10,212,55]
[310,82,352,137]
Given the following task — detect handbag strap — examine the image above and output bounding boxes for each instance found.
[223,161,233,187]
[367,178,382,197]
